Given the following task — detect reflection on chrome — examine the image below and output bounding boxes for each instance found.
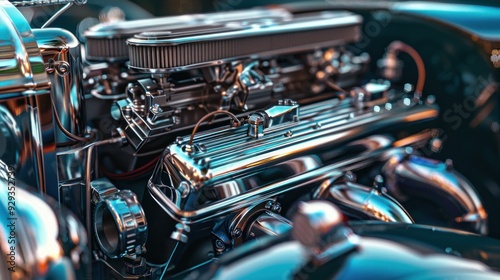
[0,0,499,279]
[0,160,89,280]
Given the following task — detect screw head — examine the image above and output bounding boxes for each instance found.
[265,201,273,209]
[232,228,242,238]
[215,239,225,250]
[272,202,282,213]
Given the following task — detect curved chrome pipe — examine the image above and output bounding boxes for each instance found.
[33,28,87,144]
[0,1,50,97]
[314,175,414,224]
[0,160,89,279]
[0,1,54,194]
[382,154,488,235]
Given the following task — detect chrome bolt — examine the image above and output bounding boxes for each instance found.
[272,202,282,213]
[265,201,273,209]
[151,104,162,113]
[283,99,297,106]
[215,239,225,251]
[184,144,193,153]
[232,228,242,238]
[313,122,322,129]
[199,144,207,152]
[430,138,443,153]
[178,182,190,198]
[57,62,70,75]
[404,83,413,93]
[373,175,385,193]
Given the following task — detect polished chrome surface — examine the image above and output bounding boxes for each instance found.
[9,0,86,6]
[247,99,299,138]
[112,46,368,153]
[84,8,291,62]
[0,90,56,193]
[149,136,403,222]
[0,160,89,279]
[350,80,391,108]
[127,11,361,72]
[292,201,358,264]
[148,96,436,222]
[34,28,87,144]
[383,154,488,234]
[315,178,414,223]
[249,212,293,238]
[85,8,291,39]
[207,223,500,280]
[223,199,288,247]
[161,97,437,195]
[0,2,498,279]
[92,178,147,258]
[0,1,50,97]
[0,1,57,195]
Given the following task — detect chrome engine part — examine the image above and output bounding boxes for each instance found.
[141,90,485,269]
[187,201,500,280]
[0,160,89,280]
[1,0,500,279]
[85,9,369,153]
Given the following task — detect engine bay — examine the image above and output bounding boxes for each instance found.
[0,1,499,279]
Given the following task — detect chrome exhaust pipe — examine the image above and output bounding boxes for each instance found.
[314,173,414,224]
[382,154,488,235]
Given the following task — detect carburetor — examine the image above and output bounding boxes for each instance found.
[84,8,369,153]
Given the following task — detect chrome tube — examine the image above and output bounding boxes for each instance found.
[383,154,488,234]
[314,178,414,224]
[250,212,293,238]
[0,1,53,193]
[34,28,87,144]
[0,1,50,97]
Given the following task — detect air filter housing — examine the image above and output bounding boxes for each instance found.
[127,11,361,73]
[84,8,291,62]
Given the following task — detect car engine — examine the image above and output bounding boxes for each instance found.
[1,0,500,279]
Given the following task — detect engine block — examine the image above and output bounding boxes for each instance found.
[1,1,500,279]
